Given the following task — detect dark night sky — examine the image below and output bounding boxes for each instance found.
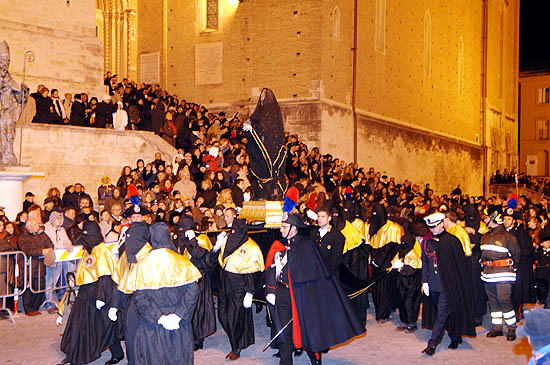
[520,2,550,71]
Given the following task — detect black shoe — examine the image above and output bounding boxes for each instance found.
[294,349,303,357]
[273,351,281,358]
[474,317,483,327]
[194,343,203,351]
[507,328,516,341]
[448,341,461,349]
[486,329,504,338]
[421,346,436,356]
[105,357,124,365]
[395,324,407,331]
[376,318,390,324]
[404,325,418,333]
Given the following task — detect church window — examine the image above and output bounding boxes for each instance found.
[202,0,218,32]
[536,119,550,140]
[537,87,550,104]
[332,7,340,39]
[424,10,431,77]
[375,0,385,53]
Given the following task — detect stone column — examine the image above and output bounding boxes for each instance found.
[0,168,44,221]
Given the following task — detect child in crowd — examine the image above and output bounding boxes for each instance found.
[56,272,78,333]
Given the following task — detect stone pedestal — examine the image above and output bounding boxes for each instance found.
[0,167,44,221]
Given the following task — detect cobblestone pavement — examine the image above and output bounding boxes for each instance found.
[0,303,535,365]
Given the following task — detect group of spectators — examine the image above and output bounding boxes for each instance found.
[23,72,243,149]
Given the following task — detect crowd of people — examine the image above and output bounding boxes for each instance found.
[2,77,550,364]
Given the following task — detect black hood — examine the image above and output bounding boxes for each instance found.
[248,88,285,157]
[223,218,248,260]
[369,203,388,237]
[150,222,178,253]
[463,204,480,231]
[125,222,150,263]
[75,221,103,254]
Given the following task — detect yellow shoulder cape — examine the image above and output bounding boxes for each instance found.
[342,220,364,254]
[75,242,118,286]
[182,234,213,260]
[115,243,201,294]
[219,237,265,274]
[391,239,422,270]
[447,224,473,257]
[369,221,404,249]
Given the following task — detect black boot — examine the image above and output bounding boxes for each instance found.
[487,327,504,338]
[507,328,516,341]
[421,345,436,356]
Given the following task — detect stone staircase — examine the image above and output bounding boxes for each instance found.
[488,184,545,201]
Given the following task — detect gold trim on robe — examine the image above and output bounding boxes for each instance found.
[368,221,404,249]
[116,245,201,294]
[447,224,473,257]
[342,220,364,254]
[75,242,118,286]
[219,238,265,274]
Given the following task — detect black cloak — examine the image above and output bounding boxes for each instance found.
[132,221,199,365]
[510,225,536,305]
[266,234,365,352]
[421,231,476,337]
[175,217,217,342]
[245,88,287,200]
[61,221,121,364]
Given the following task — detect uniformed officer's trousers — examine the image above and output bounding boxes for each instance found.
[485,282,516,329]
[428,291,461,347]
[275,284,321,365]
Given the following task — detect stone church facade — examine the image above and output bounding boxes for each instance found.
[0,0,519,195]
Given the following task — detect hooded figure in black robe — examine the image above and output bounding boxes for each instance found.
[216,218,263,360]
[110,221,150,365]
[243,88,287,200]
[132,222,200,365]
[61,221,123,365]
[368,203,401,322]
[175,217,217,350]
[265,213,365,364]
[463,204,488,324]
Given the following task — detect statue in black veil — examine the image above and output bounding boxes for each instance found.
[242,88,287,200]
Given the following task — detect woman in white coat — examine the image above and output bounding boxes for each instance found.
[112,101,128,130]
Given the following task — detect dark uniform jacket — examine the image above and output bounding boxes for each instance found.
[480,225,521,283]
[310,227,345,278]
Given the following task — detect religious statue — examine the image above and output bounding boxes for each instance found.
[242,88,287,200]
[0,40,25,166]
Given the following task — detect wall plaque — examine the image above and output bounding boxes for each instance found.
[195,42,223,85]
[140,52,160,84]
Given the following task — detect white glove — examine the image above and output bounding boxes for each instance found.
[56,316,62,327]
[108,307,118,322]
[392,259,404,270]
[422,283,430,296]
[185,230,196,240]
[242,121,252,132]
[96,300,105,310]
[266,293,276,306]
[158,314,181,330]
[213,232,227,252]
[306,209,318,221]
[243,292,253,308]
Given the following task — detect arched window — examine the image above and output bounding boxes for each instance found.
[375,0,386,53]
[332,6,340,39]
[423,10,431,77]
[458,36,464,95]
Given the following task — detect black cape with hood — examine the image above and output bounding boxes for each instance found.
[133,222,199,365]
[217,219,256,353]
[369,203,400,321]
[175,217,217,342]
[265,233,365,352]
[112,221,150,365]
[509,224,536,305]
[61,221,121,364]
[421,230,476,337]
[245,88,287,200]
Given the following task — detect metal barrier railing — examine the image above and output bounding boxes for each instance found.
[0,251,28,325]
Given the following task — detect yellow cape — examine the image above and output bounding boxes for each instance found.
[219,238,265,274]
[114,243,201,294]
[182,234,213,260]
[75,243,118,286]
[369,221,404,249]
[391,239,422,270]
[342,220,364,254]
[447,224,473,257]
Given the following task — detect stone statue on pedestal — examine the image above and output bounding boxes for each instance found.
[0,40,25,166]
